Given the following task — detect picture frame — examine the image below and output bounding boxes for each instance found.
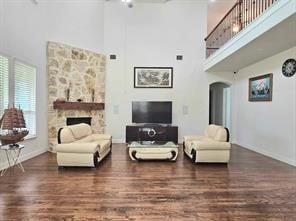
[249,73,273,102]
[134,67,173,88]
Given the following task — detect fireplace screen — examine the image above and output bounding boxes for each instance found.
[66,117,91,126]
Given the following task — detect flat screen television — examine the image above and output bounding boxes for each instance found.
[132,101,172,124]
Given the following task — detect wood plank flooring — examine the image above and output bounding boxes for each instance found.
[0,144,296,221]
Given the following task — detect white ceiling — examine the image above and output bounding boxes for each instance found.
[207,14,296,72]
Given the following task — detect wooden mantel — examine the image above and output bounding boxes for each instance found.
[53,101,105,111]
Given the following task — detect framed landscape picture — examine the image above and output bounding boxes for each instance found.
[249,73,273,102]
[134,67,173,88]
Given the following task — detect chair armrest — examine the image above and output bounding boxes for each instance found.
[193,141,231,150]
[184,135,204,142]
[89,134,112,140]
[54,143,99,154]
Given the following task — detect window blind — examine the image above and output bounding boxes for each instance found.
[0,55,9,118]
[14,61,36,138]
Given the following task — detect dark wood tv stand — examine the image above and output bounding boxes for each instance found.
[126,124,178,144]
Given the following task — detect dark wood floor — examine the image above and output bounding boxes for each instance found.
[1,144,296,221]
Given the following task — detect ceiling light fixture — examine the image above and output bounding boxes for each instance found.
[121,0,133,3]
[122,0,133,8]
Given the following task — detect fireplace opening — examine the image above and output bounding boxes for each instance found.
[66,117,92,126]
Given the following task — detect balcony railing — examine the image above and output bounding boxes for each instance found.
[205,0,278,58]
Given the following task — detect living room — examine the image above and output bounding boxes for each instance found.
[0,0,296,220]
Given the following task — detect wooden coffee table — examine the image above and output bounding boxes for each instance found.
[127,141,179,161]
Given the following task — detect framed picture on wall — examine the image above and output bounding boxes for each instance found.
[249,73,273,102]
[134,67,173,88]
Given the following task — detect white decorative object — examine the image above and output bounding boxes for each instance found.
[54,123,112,167]
[184,124,231,164]
[128,141,178,161]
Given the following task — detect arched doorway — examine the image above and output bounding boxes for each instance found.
[209,82,231,131]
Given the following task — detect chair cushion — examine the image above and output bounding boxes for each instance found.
[60,127,75,143]
[184,125,229,143]
[73,136,96,143]
[204,124,222,139]
[214,127,228,142]
[88,134,112,140]
[68,123,92,140]
[184,135,204,142]
[73,134,111,143]
[74,138,111,152]
[192,140,231,150]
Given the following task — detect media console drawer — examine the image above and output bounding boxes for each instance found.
[126,125,178,144]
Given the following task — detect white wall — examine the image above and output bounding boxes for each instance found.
[104,1,234,143]
[233,47,296,166]
[0,0,105,169]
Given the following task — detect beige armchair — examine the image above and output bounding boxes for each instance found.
[54,123,112,167]
[183,124,231,164]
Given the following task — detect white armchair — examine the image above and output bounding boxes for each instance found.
[54,123,112,167]
[183,124,231,164]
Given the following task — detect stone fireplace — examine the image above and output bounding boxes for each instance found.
[47,41,106,150]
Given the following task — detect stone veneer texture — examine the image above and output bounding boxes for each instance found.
[47,41,106,150]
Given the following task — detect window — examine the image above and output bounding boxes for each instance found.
[14,61,36,138]
[0,55,9,118]
[0,54,36,139]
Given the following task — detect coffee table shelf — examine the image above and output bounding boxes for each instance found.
[127,141,179,161]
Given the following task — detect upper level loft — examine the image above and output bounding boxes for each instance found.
[204,0,296,72]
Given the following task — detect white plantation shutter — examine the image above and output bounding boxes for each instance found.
[14,61,36,138]
[0,55,9,118]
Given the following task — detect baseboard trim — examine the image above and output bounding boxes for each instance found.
[112,139,125,144]
[0,147,48,170]
[235,142,296,166]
